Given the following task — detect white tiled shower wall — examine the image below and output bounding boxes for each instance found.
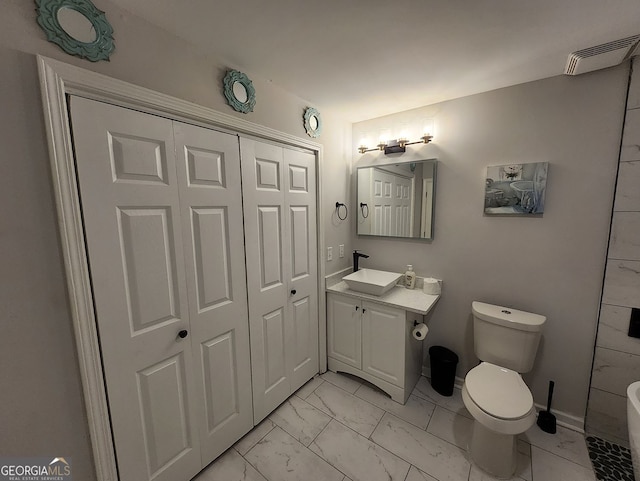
[587,57,640,446]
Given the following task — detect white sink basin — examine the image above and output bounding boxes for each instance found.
[343,268,403,296]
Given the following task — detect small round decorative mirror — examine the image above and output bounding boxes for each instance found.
[35,0,115,62]
[232,81,248,103]
[304,107,322,138]
[223,70,256,114]
[56,6,97,43]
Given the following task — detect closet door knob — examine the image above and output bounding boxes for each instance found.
[290,289,297,296]
[178,329,188,339]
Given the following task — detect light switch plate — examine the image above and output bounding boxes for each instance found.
[339,244,344,258]
[327,246,333,261]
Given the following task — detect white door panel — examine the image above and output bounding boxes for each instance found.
[257,206,284,289]
[396,176,412,237]
[71,97,317,477]
[71,98,256,481]
[200,332,242,430]
[262,307,288,392]
[108,132,170,185]
[118,207,181,333]
[284,148,318,391]
[362,302,405,386]
[137,353,192,475]
[327,294,361,368]
[371,169,412,237]
[372,169,394,236]
[173,122,253,462]
[241,139,318,421]
[290,206,310,279]
[70,97,201,481]
[240,139,290,421]
[384,181,392,197]
[292,296,312,372]
[374,180,382,196]
[189,207,232,309]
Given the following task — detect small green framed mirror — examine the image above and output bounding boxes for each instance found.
[35,0,115,62]
[304,107,322,138]
[223,70,256,114]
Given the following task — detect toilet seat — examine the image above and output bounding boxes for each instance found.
[465,362,533,420]
[462,362,536,435]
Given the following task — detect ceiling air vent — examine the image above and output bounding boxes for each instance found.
[565,34,640,75]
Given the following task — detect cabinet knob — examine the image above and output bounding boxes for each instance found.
[362,308,366,313]
[291,289,297,296]
[177,329,188,339]
[355,306,359,311]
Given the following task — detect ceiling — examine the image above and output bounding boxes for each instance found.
[109,0,640,122]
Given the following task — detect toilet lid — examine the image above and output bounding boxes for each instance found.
[465,362,533,420]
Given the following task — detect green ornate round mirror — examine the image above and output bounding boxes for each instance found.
[223,70,256,114]
[35,0,115,62]
[304,107,322,138]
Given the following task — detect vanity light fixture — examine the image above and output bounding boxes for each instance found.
[358,133,433,155]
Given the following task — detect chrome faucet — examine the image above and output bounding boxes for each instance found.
[353,250,369,272]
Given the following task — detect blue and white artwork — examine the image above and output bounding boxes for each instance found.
[484,162,548,215]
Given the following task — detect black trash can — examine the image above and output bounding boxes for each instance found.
[429,346,459,396]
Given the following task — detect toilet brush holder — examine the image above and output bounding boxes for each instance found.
[537,380,557,434]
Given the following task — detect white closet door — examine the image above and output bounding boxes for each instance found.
[240,139,290,421]
[372,169,411,237]
[240,138,318,422]
[372,169,393,236]
[70,97,201,481]
[284,148,318,391]
[395,175,412,237]
[173,123,253,462]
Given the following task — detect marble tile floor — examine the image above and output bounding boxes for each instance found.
[193,372,597,481]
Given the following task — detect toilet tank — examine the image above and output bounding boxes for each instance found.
[472,301,546,373]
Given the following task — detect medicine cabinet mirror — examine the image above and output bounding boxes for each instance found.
[357,160,436,240]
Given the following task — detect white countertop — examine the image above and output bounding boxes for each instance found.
[327,281,440,315]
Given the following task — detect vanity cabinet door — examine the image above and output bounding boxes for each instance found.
[361,301,405,387]
[327,294,362,369]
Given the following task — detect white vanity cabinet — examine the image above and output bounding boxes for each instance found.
[327,292,424,403]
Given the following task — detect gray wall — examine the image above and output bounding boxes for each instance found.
[352,65,629,424]
[0,1,351,479]
[587,58,640,446]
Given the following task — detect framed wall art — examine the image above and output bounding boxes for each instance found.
[484,162,548,215]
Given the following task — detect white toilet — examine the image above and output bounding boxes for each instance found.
[462,301,546,478]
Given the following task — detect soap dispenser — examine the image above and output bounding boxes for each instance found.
[404,265,416,289]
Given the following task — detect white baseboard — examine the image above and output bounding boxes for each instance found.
[421,367,585,433]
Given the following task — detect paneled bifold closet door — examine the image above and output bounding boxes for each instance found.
[173,123,253,462]
[371,168,412,237]
[69,97,253,481]
[240,138,319,422]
